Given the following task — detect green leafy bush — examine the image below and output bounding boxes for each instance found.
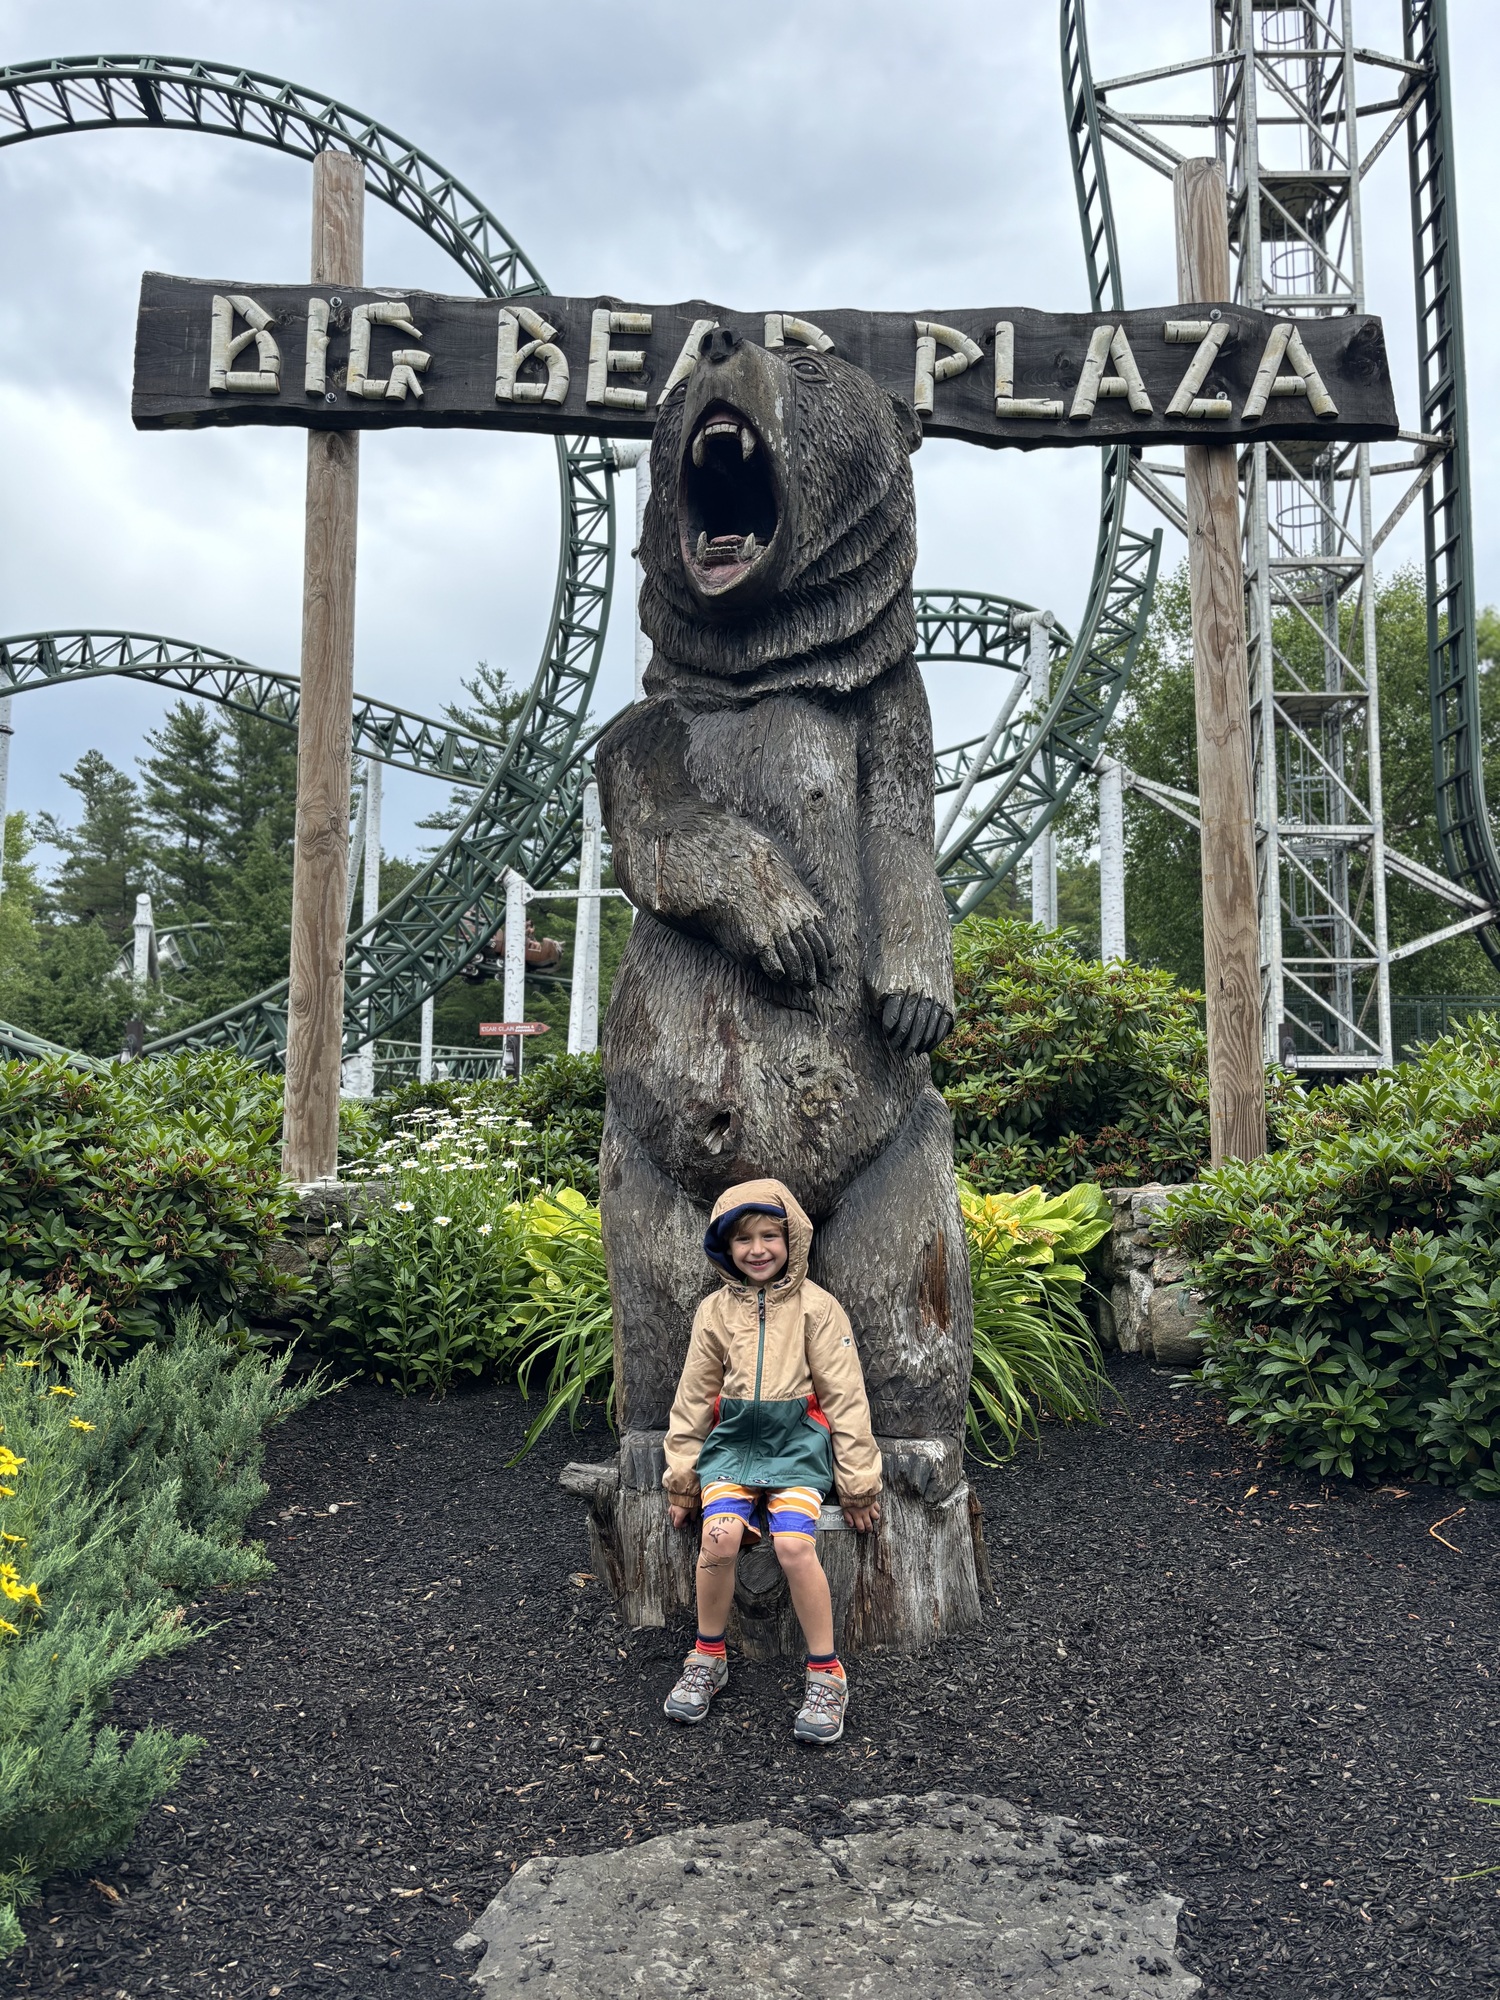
[0,1318,320,1955]
[935,917,1210,1191]
[1167,1017,1500,1490]
[329,1101,530,1392]
[0,1053,304,1360]
[960,1182,1113,1461]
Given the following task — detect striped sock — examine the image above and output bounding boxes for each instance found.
[695,1631,727,1659]
[807,1649,845,1679]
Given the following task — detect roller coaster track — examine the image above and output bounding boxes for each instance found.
[0,54,614,1061]
[0,49,1160,1064]
[1404,0,1500,960]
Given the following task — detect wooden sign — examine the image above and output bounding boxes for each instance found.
[478,1021,550,1037]
[132,274,1399,451]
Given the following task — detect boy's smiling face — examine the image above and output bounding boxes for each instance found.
[729,1213,788,1285]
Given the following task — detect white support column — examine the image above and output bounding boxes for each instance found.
[0,695,12,901]
[1020,613,1058,929]
[613,441,651,700]
[1098,758,1126,963]
[132,892,155,996]
[503,866,530,1081]
[342,758,385,1098]
[418,994,434,1084]
[567,781,604,1056]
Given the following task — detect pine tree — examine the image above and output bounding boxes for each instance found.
[217,710,298,871]
[139,701,230,917]
[417,661,526,835]
[35,752,149,941]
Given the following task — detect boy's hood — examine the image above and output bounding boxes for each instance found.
[705,1177,812,1291]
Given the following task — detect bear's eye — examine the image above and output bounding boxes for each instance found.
[787,354,830,384]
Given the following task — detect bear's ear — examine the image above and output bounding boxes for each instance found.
[888,394,923,455]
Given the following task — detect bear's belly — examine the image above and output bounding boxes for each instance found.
[604,918,921,1212]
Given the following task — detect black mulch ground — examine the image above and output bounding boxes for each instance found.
[11,1358,1500,1999]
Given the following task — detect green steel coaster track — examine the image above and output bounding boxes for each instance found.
[0,54,614,1063]
[1062,0,1499,966]
[0,49,1159,1064]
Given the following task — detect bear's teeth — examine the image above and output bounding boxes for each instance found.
[741,533,757,561]
[740,428,756,460]
[696,531,708,562]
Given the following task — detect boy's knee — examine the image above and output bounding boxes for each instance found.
[699,1514,744,1564]
[772,1532,818,1570]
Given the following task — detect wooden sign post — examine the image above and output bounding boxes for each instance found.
[1176,159,1267,1166]
[282,151,363,1185]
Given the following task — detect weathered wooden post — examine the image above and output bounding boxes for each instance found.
[1176,158,1267,1165]
[282,149,363,1183]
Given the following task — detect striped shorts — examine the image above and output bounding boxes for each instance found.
[701,1479,823,1541]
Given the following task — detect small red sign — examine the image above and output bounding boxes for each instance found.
[478,1021,550,1037]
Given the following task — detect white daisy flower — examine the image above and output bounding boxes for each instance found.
[393,1200,415,1213]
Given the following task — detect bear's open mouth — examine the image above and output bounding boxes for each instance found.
[678,402,780,593]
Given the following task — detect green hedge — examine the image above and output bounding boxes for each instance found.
[0,1053,304,1361]
[1168,1017,1500,1490]
[0,1321,320,1955]
[935,916,1210,1190]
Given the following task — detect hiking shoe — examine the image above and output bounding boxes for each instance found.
[663,1650,728,1724]
[794,1668,849,1744]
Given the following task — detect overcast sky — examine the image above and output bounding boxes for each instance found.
[2,0,1495,868]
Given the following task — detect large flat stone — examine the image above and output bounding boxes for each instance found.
[456,1792,1200,1998]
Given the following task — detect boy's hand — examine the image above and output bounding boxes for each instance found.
[668,1503,694,1531]
[841,1501,881,1533]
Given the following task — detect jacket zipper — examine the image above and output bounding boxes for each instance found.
[741,1289,767,1480]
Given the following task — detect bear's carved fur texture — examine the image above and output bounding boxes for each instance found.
[596,331,974,1449]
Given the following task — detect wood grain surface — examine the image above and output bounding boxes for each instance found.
[1177,158,1268,1166]
[282,151,364,1184]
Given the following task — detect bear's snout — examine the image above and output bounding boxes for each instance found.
[699,325,744,365]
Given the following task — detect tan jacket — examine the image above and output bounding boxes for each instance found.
[662,1178,883,1507]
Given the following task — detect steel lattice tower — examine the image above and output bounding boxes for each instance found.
[1080,0,1488,1071]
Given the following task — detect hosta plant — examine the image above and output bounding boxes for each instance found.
[959,1180,1113,1463]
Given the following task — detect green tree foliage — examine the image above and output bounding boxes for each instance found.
[138,700,231,915]
[0,1323,320,1955]
[34,752,148,942]
[1168,1016,1500,1492]
[0,1053,302,1360]
[416,661,526,836]
[935,915,1210,1189]
[1107,563,1500,998]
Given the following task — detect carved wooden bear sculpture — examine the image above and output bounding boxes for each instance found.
[595,325,974,1461]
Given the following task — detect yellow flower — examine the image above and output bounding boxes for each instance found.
[48,1385,77,1398]
[0,1487,13,1501]
[0,1532,25,1547]
[69,1418,96,1433]
[0,1447,24,1477]
[0,1578,40,1610]
[16,1360,39,1369]
[0,1619,19,1639]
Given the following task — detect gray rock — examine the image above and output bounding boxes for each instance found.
[1147,1284,1207,1368]
[457,1792,1200,1999]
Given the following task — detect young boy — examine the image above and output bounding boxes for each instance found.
[661,1177,882,1744]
